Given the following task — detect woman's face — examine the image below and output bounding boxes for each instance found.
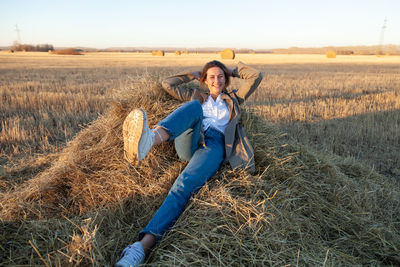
[205,67,226,97]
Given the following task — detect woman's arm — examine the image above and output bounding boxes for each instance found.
[161,71,200,102]
[230,62,263,104]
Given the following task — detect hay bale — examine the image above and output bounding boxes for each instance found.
[220,48,235,59]
[51,48,83,55]
[326,51,336,58]
[337,50,354,55]
[152,50,165,56]
[175,51,181,56]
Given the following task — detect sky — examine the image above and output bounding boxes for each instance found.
[1,0,399,49]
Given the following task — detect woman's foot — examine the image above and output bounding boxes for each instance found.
[115,241,145,267]
[123,109,154,164]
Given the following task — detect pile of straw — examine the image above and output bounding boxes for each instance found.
[1,75,399,266]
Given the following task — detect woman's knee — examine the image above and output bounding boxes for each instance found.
[186,100,203,118]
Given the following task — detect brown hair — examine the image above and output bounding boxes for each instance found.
[199,60,231,91]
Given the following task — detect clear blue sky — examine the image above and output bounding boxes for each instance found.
[1,0,399,49]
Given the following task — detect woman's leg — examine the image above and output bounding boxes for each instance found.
[139,233,157,254]
[117,129,225,266]
[157,100,203,155]
[138,128,225,242]
[117,101,211,266]
[123,100,203,164]
[152,126,169,146]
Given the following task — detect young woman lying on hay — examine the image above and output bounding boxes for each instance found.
[115,60,263,267]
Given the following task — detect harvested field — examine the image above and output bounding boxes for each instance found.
[1,52,399,266]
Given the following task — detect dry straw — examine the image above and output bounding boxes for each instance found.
[221,48,235,59]
[1,75,399,266]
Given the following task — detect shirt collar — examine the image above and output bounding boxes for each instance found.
[207,94,224,103]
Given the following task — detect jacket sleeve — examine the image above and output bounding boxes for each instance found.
[161,71,198,102]
[231,62,263,105]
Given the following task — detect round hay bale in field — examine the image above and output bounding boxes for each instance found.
[51,48,83,55]
[220,48,235,59]
[175,51,181,56]
[326,51,336,58]
[152,50,165,56]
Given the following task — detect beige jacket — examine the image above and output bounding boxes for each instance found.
[161,62,263,173]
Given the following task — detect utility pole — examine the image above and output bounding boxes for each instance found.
[15,24,21,44]
[378,18,387,55]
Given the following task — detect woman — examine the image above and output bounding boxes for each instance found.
[116,60,262,267]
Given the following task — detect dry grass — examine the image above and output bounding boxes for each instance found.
[0,70,107,155]
[2,51,399,69]
[1,52,400,266]
[244,63,400,178]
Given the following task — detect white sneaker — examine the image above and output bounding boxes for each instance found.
[115,241,145,267]
[123,109,154,164]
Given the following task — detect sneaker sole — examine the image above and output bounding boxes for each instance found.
[123,109,146,165]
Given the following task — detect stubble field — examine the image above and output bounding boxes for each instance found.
[1,51,399,266]
[2,52,399,182]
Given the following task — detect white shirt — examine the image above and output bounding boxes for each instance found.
[202,95,230,134]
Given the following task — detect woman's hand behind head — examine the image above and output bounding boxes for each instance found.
[192,71,202,81]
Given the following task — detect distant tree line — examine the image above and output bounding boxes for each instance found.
[11,43,54,52]
[272,45,400,55]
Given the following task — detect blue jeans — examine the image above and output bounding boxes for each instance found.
[138,100,226,241]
